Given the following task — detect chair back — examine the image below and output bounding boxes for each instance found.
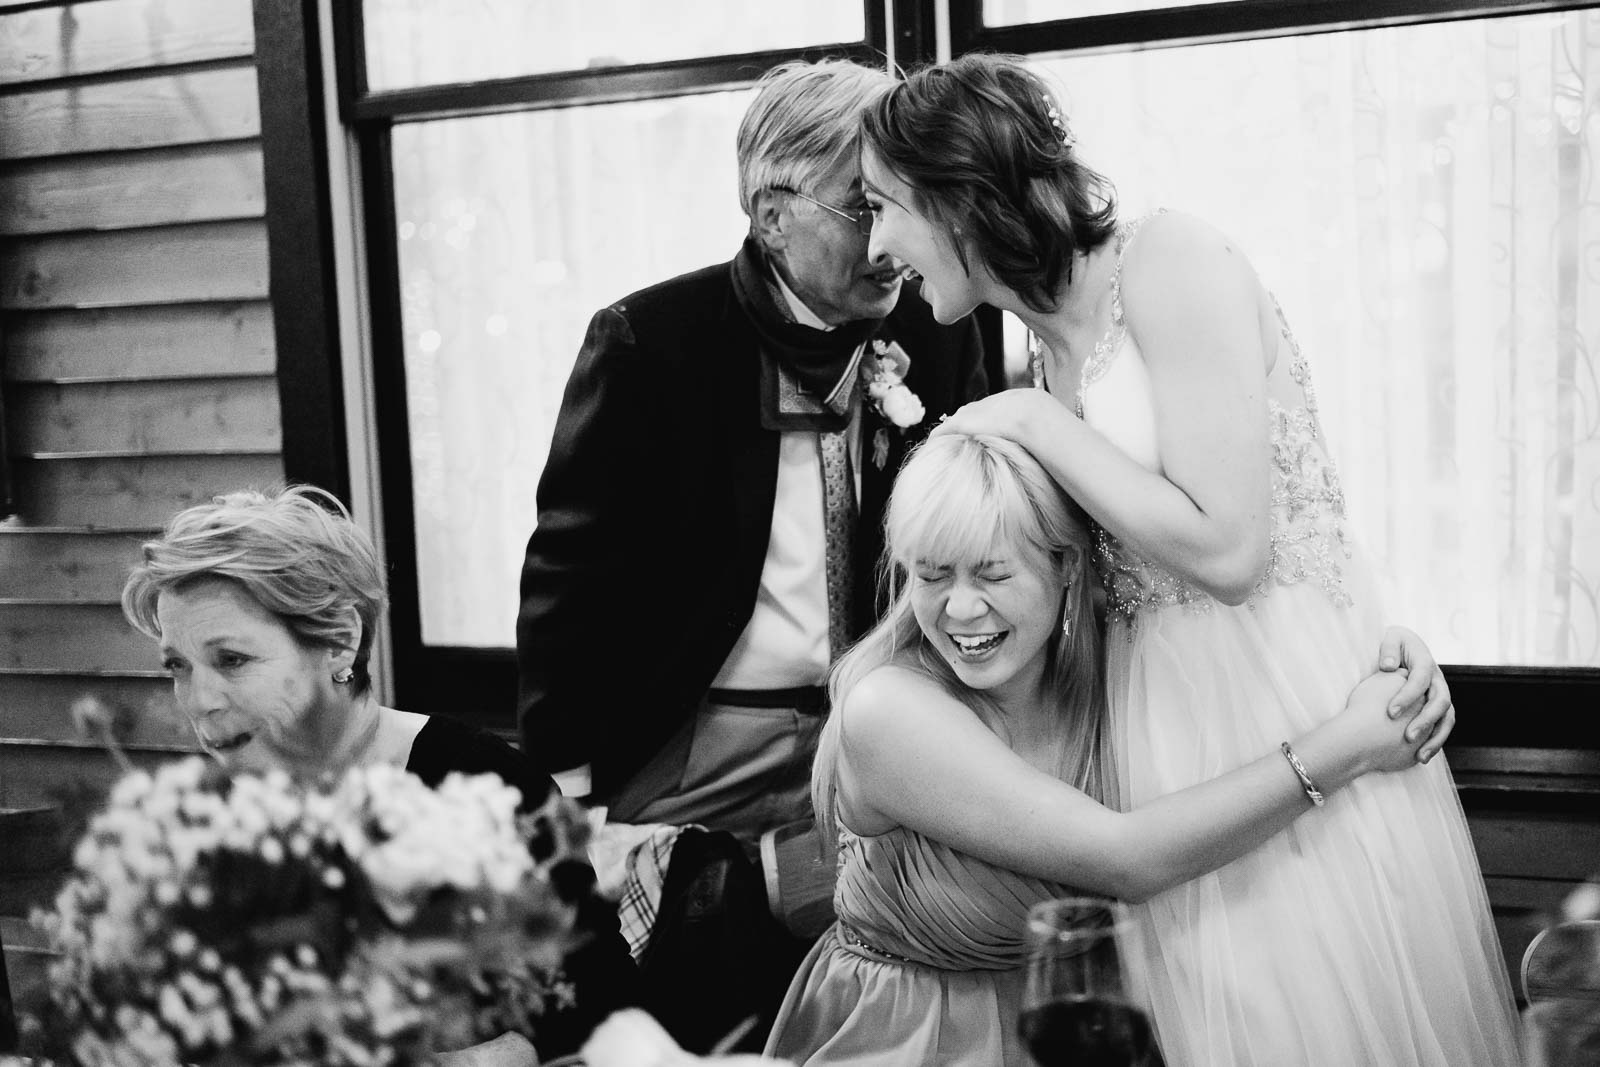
[1521,918,1600,1066]
[759,818,837,941]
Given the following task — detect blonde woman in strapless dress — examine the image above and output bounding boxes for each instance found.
[766,430,1452,1066]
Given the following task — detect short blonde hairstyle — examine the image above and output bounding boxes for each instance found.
[122,485,387,694]
[736,58,894,219]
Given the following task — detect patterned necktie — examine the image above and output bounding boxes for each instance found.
[819,428,857,659]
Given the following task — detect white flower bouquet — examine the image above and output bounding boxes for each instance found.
[18,757,587,1067]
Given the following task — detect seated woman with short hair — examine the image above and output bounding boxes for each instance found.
[121,484,636,1062]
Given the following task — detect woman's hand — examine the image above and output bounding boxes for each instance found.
[1375,625,1454,763]
[1323,669,1428,777]
[929,388,1073,452]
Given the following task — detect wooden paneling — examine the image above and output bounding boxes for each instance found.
[3,914,58,1026]
[1482,874,1582,1002]
[0,65,260,160]
[0,0,289,835]
[2,302,275,382]
[5,377,282,456]
[0,529,147,601]
[7,453,285,527]
[0,604,154,673]
[0,673,186,747]
[1484,875,1582,913]
[1470,805,1600,997]
[0,805,71,929]
[1471,812,1600,881]
[0,220,268,309]
[0,0,254,85]
[0,141,264,235]
[0,741,184,812]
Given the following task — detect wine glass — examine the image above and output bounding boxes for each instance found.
[1019,896,1161,1067]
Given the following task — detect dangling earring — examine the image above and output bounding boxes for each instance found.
[1061,582,1073,639]
[333,666,354,685]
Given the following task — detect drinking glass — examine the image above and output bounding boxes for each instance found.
[1019,897,1161,1067]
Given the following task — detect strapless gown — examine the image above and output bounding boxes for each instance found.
[1044,215,1523,1066]
[765,825,1077,1066]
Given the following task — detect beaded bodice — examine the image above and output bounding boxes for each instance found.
[1031,216,1353,625]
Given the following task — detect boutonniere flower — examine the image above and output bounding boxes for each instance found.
[862,339,925,430]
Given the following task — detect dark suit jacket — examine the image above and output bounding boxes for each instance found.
[516,256,988,798]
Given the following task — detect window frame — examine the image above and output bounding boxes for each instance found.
[951,0,1600,755]
[331,0,935,724]
[951,0,1599,56]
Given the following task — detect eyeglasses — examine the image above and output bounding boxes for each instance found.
[772,186,874,237]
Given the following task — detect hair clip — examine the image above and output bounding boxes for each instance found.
[1044,96,1076,150]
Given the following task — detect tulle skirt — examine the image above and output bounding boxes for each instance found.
[1107,574,1522,1067]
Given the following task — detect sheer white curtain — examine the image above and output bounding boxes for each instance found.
[391,96,753,646]
[1029,10,1600,665]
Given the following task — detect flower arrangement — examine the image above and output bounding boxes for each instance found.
[17,757,588,1067]
[861,340,924,431]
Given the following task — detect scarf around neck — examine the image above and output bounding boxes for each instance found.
[730,237,885,432]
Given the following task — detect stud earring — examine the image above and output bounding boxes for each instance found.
[333,666,354,685]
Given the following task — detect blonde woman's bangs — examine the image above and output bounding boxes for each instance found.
[887,435,1052,572]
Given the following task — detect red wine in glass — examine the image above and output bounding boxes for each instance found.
[1019,995,1158,1067]
[1021,898,1163,1067]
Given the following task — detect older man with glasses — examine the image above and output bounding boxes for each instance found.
[515,58,988,1051]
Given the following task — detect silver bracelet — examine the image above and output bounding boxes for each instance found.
[1280,741,1326,807]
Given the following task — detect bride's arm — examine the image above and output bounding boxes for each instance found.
[835,665,1419,903]
[936,213,1273,604]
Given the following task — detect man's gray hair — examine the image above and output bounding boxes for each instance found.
[736,58,894,219]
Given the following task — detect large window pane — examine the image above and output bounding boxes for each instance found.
[392,93,752,645]
[1020,10,1600,666]
[364,0,865,90]
[984,0,1234,25]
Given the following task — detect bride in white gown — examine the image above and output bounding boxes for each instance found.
[858,53,1522,1067]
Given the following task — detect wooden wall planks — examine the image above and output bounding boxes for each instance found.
[0,673,186,747]
[0,603,158,672]
[0,141,265,236]
[0,0,254,84]
[0,65,261,160]
[0,741,187,811]
[0,220,270,309]
[2,302,275,382]
[7,454,286,527]
[0,0,278,907]
[0,528,149,601]
[5,376,283,455]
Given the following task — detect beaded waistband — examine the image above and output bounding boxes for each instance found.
[838,922,914,963]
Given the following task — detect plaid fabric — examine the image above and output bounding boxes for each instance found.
[617,824,689,961]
